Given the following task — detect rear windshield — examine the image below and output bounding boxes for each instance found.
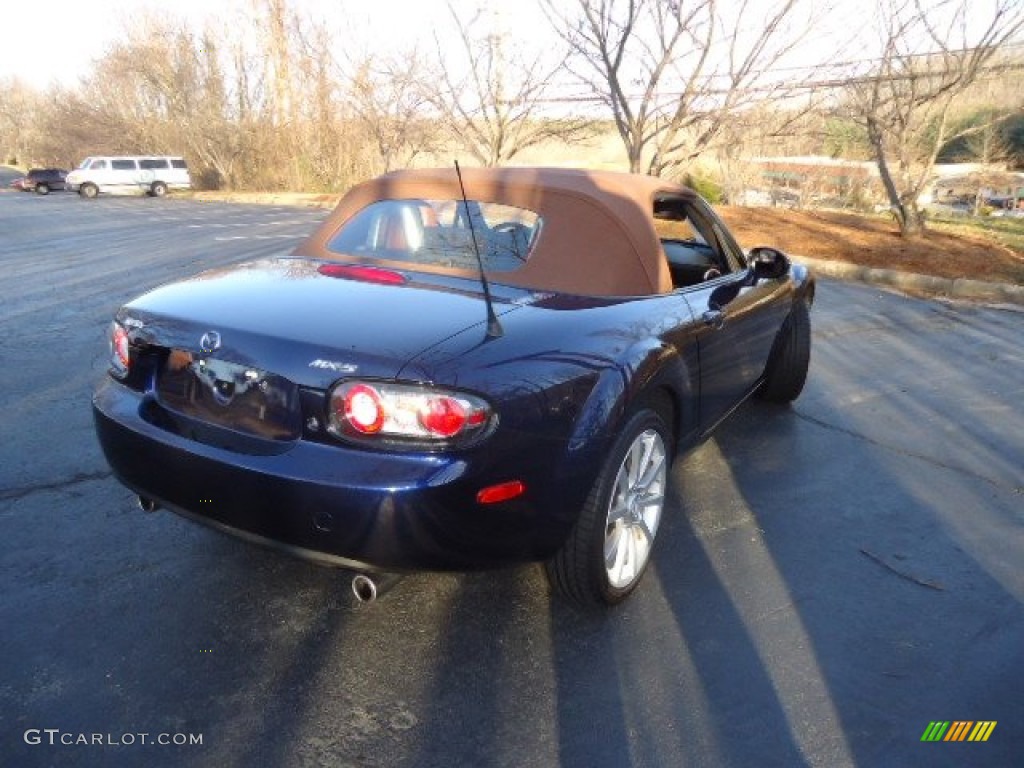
[326,199,541,272]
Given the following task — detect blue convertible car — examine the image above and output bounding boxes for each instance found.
[93,167,814,605]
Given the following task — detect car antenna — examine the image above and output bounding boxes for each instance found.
[454,160,503,339]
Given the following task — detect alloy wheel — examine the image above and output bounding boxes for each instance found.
[603,428,667,588]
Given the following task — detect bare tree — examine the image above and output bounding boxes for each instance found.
[19,2,375,192]
[43,26,189,159]
[431,3,594,167]
[543,0,813,176]
[846,0,1024,235]
[713,104,823,204]
[289,18,361,190]
[962,118,1014,167]
[349,49,440,174]
[261,0,294,127]
[0,79,50,166]
[32,14,274,189]
[179,29,261,190]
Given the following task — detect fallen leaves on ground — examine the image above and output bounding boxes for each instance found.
[718,206,1024,285]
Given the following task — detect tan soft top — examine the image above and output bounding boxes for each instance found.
[294,167,693,296]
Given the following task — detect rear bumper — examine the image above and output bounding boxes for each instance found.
[93,379,579,571]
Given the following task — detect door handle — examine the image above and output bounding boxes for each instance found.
[702,309,725,330]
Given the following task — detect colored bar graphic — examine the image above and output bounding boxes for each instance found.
[944,721,973,741]
[921,720,996,742]
[968,722,997,742]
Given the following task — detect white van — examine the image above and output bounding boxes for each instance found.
[66,156,192,198]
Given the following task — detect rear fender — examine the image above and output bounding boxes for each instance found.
[563,339,696,481]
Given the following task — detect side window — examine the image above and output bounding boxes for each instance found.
[170,159,187,169]
[139,159,169,170]
[654,197,733,289]
[695,200,747,273]
[90,159,108,170]
[111,159,137,171]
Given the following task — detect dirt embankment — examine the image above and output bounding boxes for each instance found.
[717,206,1024,285]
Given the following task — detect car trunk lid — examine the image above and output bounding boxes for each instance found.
[118,257,520,447]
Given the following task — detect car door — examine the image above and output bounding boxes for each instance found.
[110,158,139,192]
[138,158,159,187]
[89,158,113,190]
[670,198,791,432]
[169,158,191,189]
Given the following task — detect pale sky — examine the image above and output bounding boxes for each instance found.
[2,0,1004,93]
[4,0,216,88]
[1,0,550,89]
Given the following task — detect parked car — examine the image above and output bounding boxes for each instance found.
[17,168,68,195]
[66,156,191,198]
[93,167,814,606]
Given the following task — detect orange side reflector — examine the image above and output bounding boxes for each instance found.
[477,480,526,505]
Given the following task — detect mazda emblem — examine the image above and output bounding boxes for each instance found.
[199,331,222,353]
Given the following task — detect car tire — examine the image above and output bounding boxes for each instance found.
[36,183,50,195]
[758,299,811,403]
[545,405,671,606]
[80,183,99,199]
[151,181,167,198]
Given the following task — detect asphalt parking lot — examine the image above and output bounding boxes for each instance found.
[1,182,1022,768]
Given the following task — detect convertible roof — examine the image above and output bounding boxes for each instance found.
[295,167,694,296]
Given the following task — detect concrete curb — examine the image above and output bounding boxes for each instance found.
[797,256,1024,307]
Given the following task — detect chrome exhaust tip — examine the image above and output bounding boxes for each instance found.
[351,572,401,603]
[137,495,159,513]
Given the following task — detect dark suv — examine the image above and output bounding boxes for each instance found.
[22,168,68,195]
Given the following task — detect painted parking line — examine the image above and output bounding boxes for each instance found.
[186,221,313,229]
[213,234,304,241]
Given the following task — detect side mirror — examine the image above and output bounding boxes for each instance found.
[748,246,790,280]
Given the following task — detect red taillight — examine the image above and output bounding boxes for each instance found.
[110,322,131,378]
[342,384,386,434]
[328,381,493,446]
[477,480,526,504]
[419,396,467,438]
[318,263,407,285]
